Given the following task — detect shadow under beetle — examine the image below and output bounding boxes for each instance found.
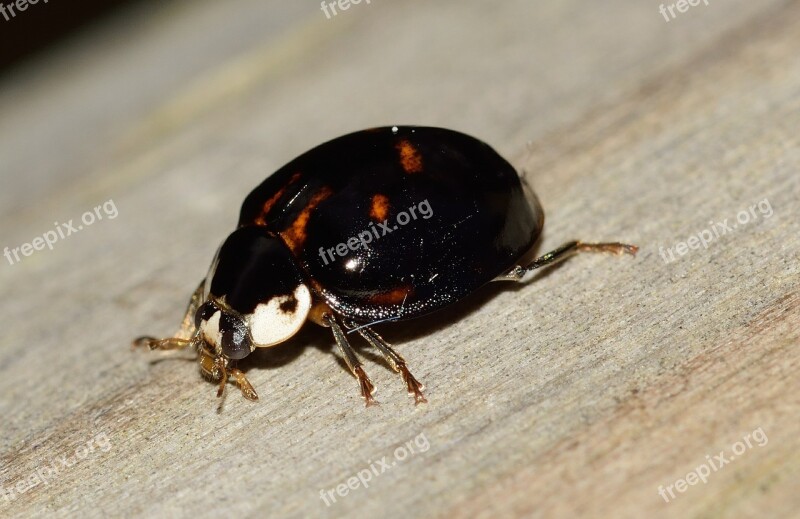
[134,126,637,406]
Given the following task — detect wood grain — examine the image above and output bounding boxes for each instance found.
[1,0,798,518]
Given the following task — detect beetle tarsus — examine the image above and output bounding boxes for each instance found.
[399,364,427,404]
[577,241,639,256]
[351,323,427,405]
[354,366,378,407]
[229,368,259,401]
[325,313,380,406]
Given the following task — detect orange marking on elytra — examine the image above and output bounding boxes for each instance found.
[368,286,413,305]
[254,172,302,226]
[396,139,423,174]
[370,194,390,222]
[281,186,333,253]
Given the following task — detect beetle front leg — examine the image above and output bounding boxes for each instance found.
[198,349,258,401]
[176,278,206,340]
[132,336,194,351]
[323,313,378,406]
[131,279,205,350]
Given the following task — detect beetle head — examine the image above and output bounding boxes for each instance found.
[194,300,252,359]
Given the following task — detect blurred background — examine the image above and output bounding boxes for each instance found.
[0,0,145,70]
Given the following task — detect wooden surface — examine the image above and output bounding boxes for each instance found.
[1,0,799,518]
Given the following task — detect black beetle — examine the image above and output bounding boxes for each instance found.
[135,126,637,406]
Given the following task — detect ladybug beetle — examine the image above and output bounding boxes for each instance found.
[134,126,637,406]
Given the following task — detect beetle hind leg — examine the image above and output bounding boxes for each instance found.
[323,314,378,406]
[349,322,427,405]
[497,240,638,282]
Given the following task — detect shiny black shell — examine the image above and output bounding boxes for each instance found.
[238,126,544,323]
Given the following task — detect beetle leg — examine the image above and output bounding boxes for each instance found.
[496,241,638,282]
[323,313,378,407]
[226,368,259,401]
[176,279,206,340]
[346,321,427,405]
[132,336,194,351]
[131,278,205,350]
[198,349,258,401]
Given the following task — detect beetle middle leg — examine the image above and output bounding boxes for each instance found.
[323,313,378,406]
[496,241,638,282]
[345,321,427,405]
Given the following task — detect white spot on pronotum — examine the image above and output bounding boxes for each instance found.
[248,284,311,347]
[201,311,223,347]
[392,126,399,134]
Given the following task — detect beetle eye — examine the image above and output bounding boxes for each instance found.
[195,301,217,328]
[219,313,252,360]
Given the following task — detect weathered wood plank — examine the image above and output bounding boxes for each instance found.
[1,1,798,518]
